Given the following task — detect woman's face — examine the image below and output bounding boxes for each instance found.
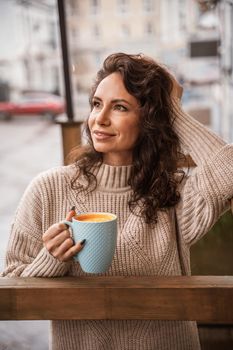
[88,72,140,166]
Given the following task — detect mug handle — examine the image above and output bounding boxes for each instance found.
[63,220,74,239]
[63,220,79,261]
[63,220,72,229]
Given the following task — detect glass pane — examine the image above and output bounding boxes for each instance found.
[65,0,233,142]
[0,1,61,349]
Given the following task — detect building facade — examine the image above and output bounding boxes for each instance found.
[0,0,62,100]
[67,0,201,120]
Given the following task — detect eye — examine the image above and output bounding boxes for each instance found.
[92,100,101,109]
[114,104,128,112]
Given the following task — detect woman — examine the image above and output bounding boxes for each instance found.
[2,53,233,349]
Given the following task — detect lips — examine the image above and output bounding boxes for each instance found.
[93,130,115,140]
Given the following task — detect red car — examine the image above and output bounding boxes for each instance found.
[0,101,15,117]
[0,92,65,121]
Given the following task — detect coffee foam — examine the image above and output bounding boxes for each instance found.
[76,213,114,222]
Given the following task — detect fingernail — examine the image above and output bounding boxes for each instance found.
[80,239,86,246]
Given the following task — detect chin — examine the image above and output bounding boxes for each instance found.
[93,146,108,154]
[93,143,111,153]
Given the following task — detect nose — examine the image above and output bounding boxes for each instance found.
[95,107,111,126]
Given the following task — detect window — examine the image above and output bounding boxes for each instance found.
[93,24,100,38]
[142,0,153,12]
[121,24,130,37]
[145,22,153,36]
[117,0,129,13]
[94,52,102,66]
[179,0,186,31]
[90,0,100,15]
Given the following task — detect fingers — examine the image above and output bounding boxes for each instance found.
[42,222,71,256]
[44,228,72,251]
[51,237,74,258]
[60,241,85,262]
[43,222,68,242]
[65,206,76,221]
[42,220,86,262]
[51,240,85,262]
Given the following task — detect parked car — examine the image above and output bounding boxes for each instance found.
[0,101,15,119]
[0,92,65,121]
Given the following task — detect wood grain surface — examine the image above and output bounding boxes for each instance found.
[0,276,232,323]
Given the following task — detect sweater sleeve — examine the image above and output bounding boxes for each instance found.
[173,98,226,165]
[173,100,233,245]
[1,171,71,277]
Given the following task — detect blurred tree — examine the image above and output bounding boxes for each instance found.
[191,210,233,275]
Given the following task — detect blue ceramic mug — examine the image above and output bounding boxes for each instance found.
[64,212,117,274]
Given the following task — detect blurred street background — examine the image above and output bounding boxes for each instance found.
[0,117,61,349]
[0,0,233,349]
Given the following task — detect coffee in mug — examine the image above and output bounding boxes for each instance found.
[64,212,117,274]
[75,213,114,222]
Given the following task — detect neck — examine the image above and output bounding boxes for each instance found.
[103,152,133,166]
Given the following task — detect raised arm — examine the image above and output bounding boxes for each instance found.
[170,74,226,165]
[172,98,226,166]
[170,76,233,245]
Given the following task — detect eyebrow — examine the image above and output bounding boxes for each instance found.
[92,96,133,106]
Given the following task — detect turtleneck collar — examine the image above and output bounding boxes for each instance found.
[93,163,132,192]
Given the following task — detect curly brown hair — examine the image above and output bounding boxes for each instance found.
[69,53,185,224]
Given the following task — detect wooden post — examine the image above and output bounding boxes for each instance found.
[57,0,74,122]
[56,0,84,165]
[56,119,83,165]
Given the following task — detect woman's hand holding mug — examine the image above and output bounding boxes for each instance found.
[42,207,85,262]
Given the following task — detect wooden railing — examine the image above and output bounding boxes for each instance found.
[0,276,233,323]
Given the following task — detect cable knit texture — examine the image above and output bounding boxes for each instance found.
[2,103,233,350]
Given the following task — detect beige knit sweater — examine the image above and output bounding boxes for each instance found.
[2,104,233,350]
